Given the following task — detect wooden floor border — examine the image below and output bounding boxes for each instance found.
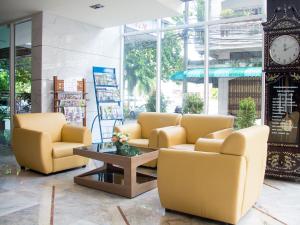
[253,205,287,225]
[50,186,55,225]
[263,182,281,190]
[117,206,130,225]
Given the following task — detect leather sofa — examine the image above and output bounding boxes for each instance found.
[12,113,92,174]
[158,114,234,151]
[157,125,270,224]
[114,112,182,167]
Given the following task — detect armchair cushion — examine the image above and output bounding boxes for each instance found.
[61,124,92,146]
[52,142,84,158]
[169,144,194,151]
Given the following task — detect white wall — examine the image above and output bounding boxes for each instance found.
[32,12,121,130]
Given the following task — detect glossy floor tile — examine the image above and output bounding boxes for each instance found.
[0,145,299,225]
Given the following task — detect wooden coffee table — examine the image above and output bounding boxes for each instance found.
[73,145,158,198]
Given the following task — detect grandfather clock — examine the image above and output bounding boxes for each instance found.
[263,6,300,180]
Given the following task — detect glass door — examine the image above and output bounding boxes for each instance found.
[0,20,32,147]
[0,25,11,146]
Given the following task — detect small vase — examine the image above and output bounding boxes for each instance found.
[115,144,122,154]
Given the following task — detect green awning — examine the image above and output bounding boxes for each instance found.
[170,67,262,81]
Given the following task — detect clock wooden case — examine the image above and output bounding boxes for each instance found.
[263,6,300,181]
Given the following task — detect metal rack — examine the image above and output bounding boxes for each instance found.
[53,76,87,126]
[91,67,123,149]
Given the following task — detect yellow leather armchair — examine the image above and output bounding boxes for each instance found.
[115,112,182,167]
[12,113,92,174]
[115,112,182,149]
[158,114,234,151]
[157,125,270,224]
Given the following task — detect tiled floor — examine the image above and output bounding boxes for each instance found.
[0,145,299,225]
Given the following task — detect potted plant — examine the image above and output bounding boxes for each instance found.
[236,97,257,129]
[146,91,168,112]
[182,93,204,114]
[0,107,8,132]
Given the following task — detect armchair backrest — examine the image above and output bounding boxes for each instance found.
[13,113,67,142]
[181,114,234,144]
[137,112,181,139]
[221,125,270,215]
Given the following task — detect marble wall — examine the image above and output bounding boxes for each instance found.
[31,12,121,132]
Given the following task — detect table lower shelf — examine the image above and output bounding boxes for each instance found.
[74,165,157,198]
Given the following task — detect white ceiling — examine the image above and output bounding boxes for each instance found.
[0,0,182,28]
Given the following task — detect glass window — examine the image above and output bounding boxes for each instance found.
[184,27,205,115]
[15,21,32,114]
[0,25,10,145]
[209,0,263,21]
[189,0,205,24]
[161,28,205,114]
[124,33,157,121]
[161,30,184,113]
[208,21,263,124]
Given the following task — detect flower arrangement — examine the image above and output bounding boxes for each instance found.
[111,132,140,156]
[111,132,129,148]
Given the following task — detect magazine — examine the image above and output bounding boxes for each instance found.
[101,105,123,119]
[63,107,85,123]
[94,73,117,86]
[97,87,120,102]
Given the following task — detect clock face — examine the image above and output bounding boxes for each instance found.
[270,35,300,65]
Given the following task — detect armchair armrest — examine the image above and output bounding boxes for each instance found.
[158,126,186,148]
[114,123,142,139]
[157,149,246,224]
[195,138,224,153]
[62,124,92,146]
[149,126,177,149]
[12,128,53,174]
[205,128,234,139]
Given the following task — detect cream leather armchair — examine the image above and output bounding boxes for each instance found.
[157,125,270,224]
[12,113,92,174]
[114,112,182,167]
[115,112,182,149]
[158,114,234,151]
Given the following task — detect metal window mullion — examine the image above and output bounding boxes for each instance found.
[261,0,267,125]
[204,0,209,114]
[9,23,15,129]
[156,19,162,112]
[120,25,125,114]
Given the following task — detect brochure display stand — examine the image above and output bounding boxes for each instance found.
[53,76,87,126]
[91,67,123,148]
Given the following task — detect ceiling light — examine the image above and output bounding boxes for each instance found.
[90,4,104,10]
